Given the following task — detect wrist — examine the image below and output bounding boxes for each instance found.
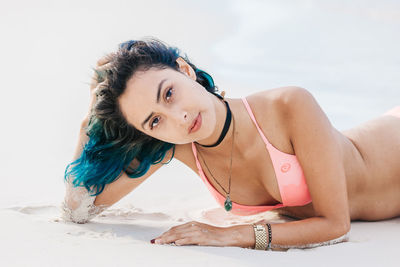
[81,117,90,130]
[226,224,255,248]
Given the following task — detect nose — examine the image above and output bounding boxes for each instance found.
[171,108,188,128]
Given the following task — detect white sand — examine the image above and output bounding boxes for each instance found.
[1,0,399,266]
[1,202,399,267]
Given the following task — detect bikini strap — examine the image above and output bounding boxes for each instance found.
[191,142,203,173]
[241,97,271,146]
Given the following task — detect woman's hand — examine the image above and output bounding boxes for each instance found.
[89,54,114,92]
[84,53,114,120]
[151,221,255,248]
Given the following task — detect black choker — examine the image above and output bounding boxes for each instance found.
[195,92,232,148]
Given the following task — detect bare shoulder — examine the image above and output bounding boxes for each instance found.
[246,86,318,131]
[243,86,311,154]
[246,86,312,112]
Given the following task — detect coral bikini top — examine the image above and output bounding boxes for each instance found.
[191,97,312,216]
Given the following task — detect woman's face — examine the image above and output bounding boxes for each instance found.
[118,58,217,144]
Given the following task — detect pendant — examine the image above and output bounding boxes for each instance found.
[224,195,232,211]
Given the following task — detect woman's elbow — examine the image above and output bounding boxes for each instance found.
[61,196,97,224]
[329,216,351,239]
[61,184,104,224]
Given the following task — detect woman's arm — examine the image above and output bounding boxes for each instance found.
[62,121,104,224]
[229,217,350,249]
[62,54,165,223]
[62,119,171,223]
[235,86,351,248]
[153,86,350,249]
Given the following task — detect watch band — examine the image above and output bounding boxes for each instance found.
[252,224,268,250]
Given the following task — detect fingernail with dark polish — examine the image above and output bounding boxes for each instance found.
[150,239,155,244]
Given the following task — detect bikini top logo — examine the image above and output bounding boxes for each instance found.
[280,163,291,173]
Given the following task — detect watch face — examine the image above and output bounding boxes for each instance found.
[255,225,265,230]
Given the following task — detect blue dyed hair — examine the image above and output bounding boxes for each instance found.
[64,37,220,196]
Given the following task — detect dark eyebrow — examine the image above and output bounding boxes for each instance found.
[141,78,167,130]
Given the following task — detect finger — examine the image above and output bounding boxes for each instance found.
[94,80,108,91]
[90,75,108,91]
[96,53,115,66]
[174,237,195,246]
[95,62,113,72]
[153,221,203,242]
[174,234,215,247]
[158,230,198,245]
[154,226,190,241]
[157,223,209,245]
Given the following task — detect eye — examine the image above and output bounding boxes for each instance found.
[149,87,174,130]
[150,117,160,130]
[165,87,174,101]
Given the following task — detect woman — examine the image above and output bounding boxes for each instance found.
[63,37,400,250]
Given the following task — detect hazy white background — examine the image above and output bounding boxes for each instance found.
[0,0,399,217]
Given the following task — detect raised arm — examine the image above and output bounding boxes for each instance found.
[62,54,160,223]
[62,119,171,223]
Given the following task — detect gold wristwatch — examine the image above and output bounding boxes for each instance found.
[253,224,268,250]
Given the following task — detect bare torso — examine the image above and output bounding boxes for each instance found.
[173,89,400,222]
[280,114,400,221]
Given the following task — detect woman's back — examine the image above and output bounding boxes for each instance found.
[340,109,400,220]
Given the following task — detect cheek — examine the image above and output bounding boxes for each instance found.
[154,126,182,143]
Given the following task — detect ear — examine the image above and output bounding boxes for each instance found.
[176,57,197,80]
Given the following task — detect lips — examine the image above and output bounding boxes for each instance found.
[188,113,201,134]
